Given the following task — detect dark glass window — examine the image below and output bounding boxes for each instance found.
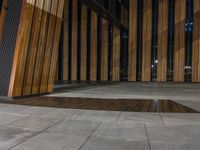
[167,0,175,81]
[151,0,158,81]
[185,0,193,82]
[136,0,143,81]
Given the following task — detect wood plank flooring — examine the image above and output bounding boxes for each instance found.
[2,97,199,113]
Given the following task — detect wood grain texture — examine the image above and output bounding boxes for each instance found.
[71,0,78,81]
[47,0,65,92]
[101,18,109,81]
[174,0,186,82]
[62,0,69,81]
[142,0,152,81]
[128,0,137,81]
[112,27,120,81]
[22,0,45,96]
[157,0,168,82]
[9,0,36,97]
[40,0,58,93]
[90,10,98,81]
[192,0,200,82]
[32,0,51,94]
[80,4,87,81]
[8,0,65,97]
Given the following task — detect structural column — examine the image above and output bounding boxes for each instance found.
[128,0,137,81]
[192,0,200,82]
[174,0,186,82]
[112,26,121,81]
[142,0,152,81]
[157,0,168,82]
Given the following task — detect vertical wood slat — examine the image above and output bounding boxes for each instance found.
[128,0,137,81]
[192,0,200,82]
[40,0,58,93]
[47,0,65,92]
[71,0,78,81]
[101,18,109,81]
[62,0,69,80]
[174,0,186,82]
[32,0,51,94]
[80,4,87,81]
[157,0,168,82]
[142,0,152,81]
[22,0,45,95]
[112,27,120,81]
[90,10,98,81]
[9,0,36,97]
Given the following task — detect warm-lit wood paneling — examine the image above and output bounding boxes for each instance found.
[9,0,36,96]
[47,0,65,92]
[128,0,137,81]
[8,0,65,97]
[32,0,52,94]
[62,0,69,81]
[90,11,98,81]
[174,0,186,82]
[112,27,121,81]
[22,0,45,95]
[80,4,87,81]
[71,0,78,81]
[101,18,109,81]
[40,0,59,93]
[142,0,152,81]
[192,0,200,82]
[157,0,168,82]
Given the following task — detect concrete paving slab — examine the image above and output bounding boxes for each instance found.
[0,125,36,150]
[7,116,62,131]
[80,135,150,150]
[40,108,84,119]
[94,122,147,141]
[146,124,200,142]
[48,119,100,136]
[0,113,27,125]
[117,112,164,125]
[161,113,200,125]
[11,130,89,150]
[76,110,120,122]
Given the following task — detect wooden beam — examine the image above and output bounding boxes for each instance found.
[90,10,98,81]
[192,0,200,82]
[128,0,137,81]
[112,27,120,81]
[101,18,109,81]
[174,0,186,82]
[157,0,168,82]
[142,0,152,81]
[80,4,87,81]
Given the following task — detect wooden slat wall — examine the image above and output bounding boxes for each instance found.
[142,0,152,81]
[8,0,65,97]
[62,0,69,80]
[101,18,109,81]
[192,0,200,82]
[157,0,168,82]
[71,0,78,81]
[174,0,186,82]
[128,0,137,81]
[80,4,87,81]
[112,27,121,81]
[90,11,98,81]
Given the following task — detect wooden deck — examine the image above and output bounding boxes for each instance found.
[2,97,199,113]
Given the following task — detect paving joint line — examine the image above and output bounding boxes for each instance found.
[8,118,65,150]
[144,124,152,150]
[78,122,102,150]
